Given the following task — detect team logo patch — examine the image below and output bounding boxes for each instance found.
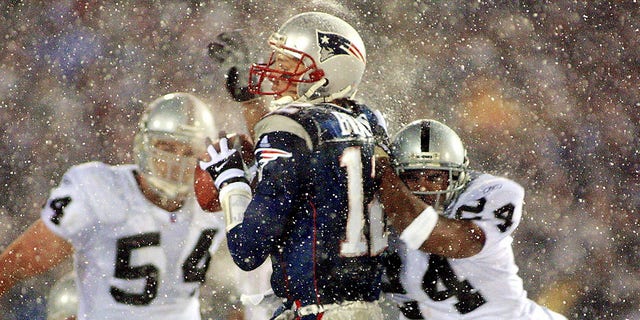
[255,147,293,168]
[317,31,365,63]
[255,135,292,181]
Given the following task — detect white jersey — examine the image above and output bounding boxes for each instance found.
[390,172,566,320]
[41,162,226,320]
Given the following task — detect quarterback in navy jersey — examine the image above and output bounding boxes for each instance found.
[238,101,389,306]
[200,12,391,320]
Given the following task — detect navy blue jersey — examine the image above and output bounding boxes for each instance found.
[227,102,390,309]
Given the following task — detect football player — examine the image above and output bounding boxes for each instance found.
[0,92,228,320]
[46,271,78,320]
[200,12,391,320]
[382,119,567,319]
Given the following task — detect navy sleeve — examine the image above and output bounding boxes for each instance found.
[363,106,391,155]
[226,130,309,271]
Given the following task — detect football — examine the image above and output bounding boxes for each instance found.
[194,162,221,212]
[194,133,254,212]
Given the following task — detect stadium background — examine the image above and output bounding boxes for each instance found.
[0,1,637,319]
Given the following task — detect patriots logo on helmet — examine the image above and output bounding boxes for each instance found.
[317,31,365,64]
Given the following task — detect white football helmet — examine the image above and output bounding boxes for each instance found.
[391,119,469,208]
[248,12,366,105]
[134,92,217,202]
[46,272,78,320]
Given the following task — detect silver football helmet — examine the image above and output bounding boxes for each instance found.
[391,119,469,208]
[46,272,78,320]
[134,92,217,202]
[248,12,366,104]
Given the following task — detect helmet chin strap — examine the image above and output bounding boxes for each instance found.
[269,95,294,110]
[306,83,353,104]
[269,79,327,110]
[270,80,354,110]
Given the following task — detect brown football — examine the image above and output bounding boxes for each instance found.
[193,133,254,212]
[194,163,221,212]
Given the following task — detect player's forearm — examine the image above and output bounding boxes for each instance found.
[378,163,485,258]
[0,219,72,296]
[422,218,485,258]
[226,192,288,271]
[227,225,271,271]
[0,248,36,296]
[0,257,20,296]
[378,164,429,231]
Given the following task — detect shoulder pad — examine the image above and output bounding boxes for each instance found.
[447,173,524,235]
[64,162,134,222]
[65,161,113,182]
[254,114,313,150]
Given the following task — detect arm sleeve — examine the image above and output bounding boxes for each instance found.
[40,166,96,244]
[370,108,391,157]
[226,130,309,271]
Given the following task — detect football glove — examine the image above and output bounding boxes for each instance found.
[208,30,257,102]
[199,137,248,189]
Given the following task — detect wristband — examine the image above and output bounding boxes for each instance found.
[399,206,439,250]
[219,182,252,231]
[214,168,246,189]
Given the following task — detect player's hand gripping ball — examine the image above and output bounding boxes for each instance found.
[194,133,254,212]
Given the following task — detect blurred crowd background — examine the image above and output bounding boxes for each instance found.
[0,1,637,319]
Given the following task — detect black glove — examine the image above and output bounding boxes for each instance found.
[208,30,257,102]
[225,66,257,102]
[198,137,248,189]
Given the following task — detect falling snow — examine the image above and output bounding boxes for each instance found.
[0,1,638,319]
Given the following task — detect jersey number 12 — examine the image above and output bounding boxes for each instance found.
[339,146,388,257]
